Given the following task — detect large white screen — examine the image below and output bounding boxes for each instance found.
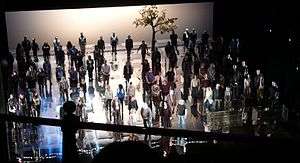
[6,2,213,50]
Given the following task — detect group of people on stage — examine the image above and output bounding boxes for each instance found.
[6,27,284,148]
[137,27,282,136]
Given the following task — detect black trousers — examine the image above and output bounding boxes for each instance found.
[112,45,117,54]
[143,119,151,142]
[142,53,146,63]
[39,84,45,97]
[106,99,112,121]
[33,50,38,61]
[126,49,131,60]
[88,70,93,80]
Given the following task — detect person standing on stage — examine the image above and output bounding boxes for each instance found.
[22,36,31,62]
[31,38,39,62]
[97,36,105,56]
[141,102,152,143]
[101,60,111,88]
[53,36,61,64]
[59,76,69,102]
[137,41,148,63]
[57,45,65,66]
[42,42,50,61]
[37,68,46,98]
[182,28,190,52]
[105,85,114,122]
[116,84,125,121]
[79,32,87,55]
[86,55,94,81]
[170,29,179,55]
[110,33,118,61]
[123,60,133,92]
[125,35,133,60]
[190,28,197,50]
[43,59,52,96]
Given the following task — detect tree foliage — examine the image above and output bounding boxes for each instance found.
[133,5,178,34]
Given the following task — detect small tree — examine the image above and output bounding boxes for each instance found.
[133,5,178,54]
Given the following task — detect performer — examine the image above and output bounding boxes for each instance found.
[125,35,133,60]
[79,32,87,55]
[137,41,148,63]
[86,55,94,81]
[31,38,39,62]
[110,33,118,61]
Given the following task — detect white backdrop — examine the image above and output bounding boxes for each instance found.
[6,2,213,50]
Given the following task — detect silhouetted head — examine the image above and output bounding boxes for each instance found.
[128,35,131,39]
[24,36,27,40]
[80,32,83,37]
[112,33,115,37]
[63,101,76,114]
[100,36,103,40]
[88,55,92,59]
[142,40,145,44]
[17,43,22,50]
[118,84,123,90]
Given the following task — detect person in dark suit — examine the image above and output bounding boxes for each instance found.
[170,29,179,55]
[22,36,31,62]
[31,38,39,62]
[125,35,133,60]
[78,32,87,55]
[123,60,133,92]
[182,28,190,52]
[97,36,105,56]
[137,41,148,63]
[201,30,209,45]
[110,33,118,61]
[86,55,94,81]
[42,42,50,61]
[190,28,197,50]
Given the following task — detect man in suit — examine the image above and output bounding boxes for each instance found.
[110,33,118,61]
[125,35,133,60]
